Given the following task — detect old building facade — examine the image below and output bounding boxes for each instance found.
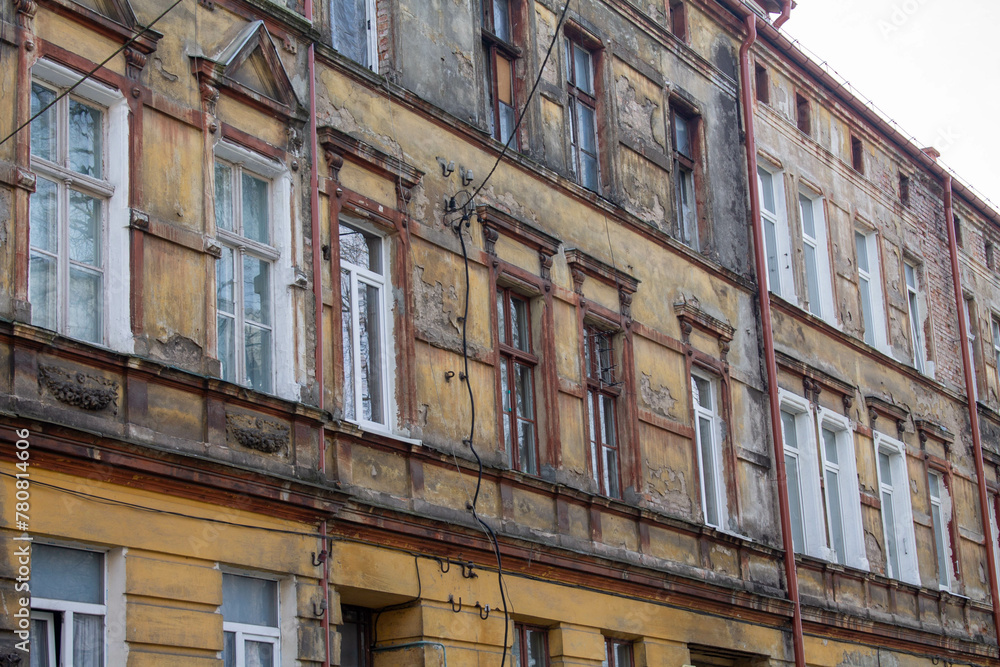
[2,0,1000,665]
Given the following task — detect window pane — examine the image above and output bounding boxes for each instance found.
[780,411,798,450]
[221,574,278,626]
[224,632,236,667]
[526,628,546,667]
[496,290,507,345]
[218,315,236,383]
[31,177,58,253]
[675,115,691,158]
[31,83,57,162]
[932,504,948,587]
[859,278,874,346]
[243,256,271,326]
[493,0,511,41]
[573,44,592,94]
[512,628,522,665]
[69,99,102,178]
[764,217,780,295]
[803,243,821,315]
[342,269,356,421]
[904,262,916,290]
[785,453,805,553]
[217,246,236,314]
[821,428,837,465]
[246,640,275,667]
[69,190,102,266]
[499,101,516,146]
[242,172,269,244]
[31,544,104,603]
[601,395,616,449]
[340,224,382,274]
[30,617,52,667]
[68,266,103,343]
[615,642,632,667]
[882,491,899,577]
[577,103,597,154]
[511,296,529,351]
[332,0,370,68]
[30,252,57,332]
[580,153,599,192]
[604,443,619,498]
[854,232,869,273]
[878,452,892,483]
[515,363,536,473]
[245,323,273,393]
[359,282,384,424]
[500,360,513,453]
[929,473,940,498]
[799,194,815,237]
[757,168,775,214]
[700,415,718,526]
[74,613,105,667]
[826,468,845,564]
[215,162,234,232]
[693,377,712,410]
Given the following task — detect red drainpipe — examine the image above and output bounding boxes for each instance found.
[738,13,806,667]
[773,0,792,29]
[944,174,1000,644]
[305,0,332,658]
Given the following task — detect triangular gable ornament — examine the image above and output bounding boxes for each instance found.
[38,0,163,78]
[191,20,302,119]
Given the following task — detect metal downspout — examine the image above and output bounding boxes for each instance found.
[944,175,1000,646]
[738,14,806,667]
[773,0,792,30]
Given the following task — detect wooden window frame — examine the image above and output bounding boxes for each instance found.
[670,102,703,250]
[585,321,622,498]
[604,637,634,667]
[483,0,524,147]
[669,0,688,42]
[564,27,602,192]
[497,284,541,475]
[512,623,549,667]
[754,62,769,104]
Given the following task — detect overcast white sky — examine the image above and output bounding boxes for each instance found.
[780,0,1000,209]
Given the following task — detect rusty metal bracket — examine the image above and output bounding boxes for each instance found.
[476,602,490,620]
[311,550,327,567]
[461,561,478,579]
[449,595,462,613]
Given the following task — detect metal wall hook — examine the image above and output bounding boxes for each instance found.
[475,602,490,619]
[313,598,327,617]
[311,550,327,567]
[449,595,462,613]
[435,556,451,573]
[461,562,478,578]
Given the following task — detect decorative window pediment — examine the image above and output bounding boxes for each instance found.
[39,0,161,76]
[192,21,301,118]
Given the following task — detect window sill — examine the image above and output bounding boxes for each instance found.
[339,419,422,447]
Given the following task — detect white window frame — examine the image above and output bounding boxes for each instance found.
[798,191,835,323]
[213,141,298,401]
[964,296,979,400]
[855,229,888,353]
[873,431,920,585]
[339,216,396,433]
[928,470,953,591]
[778,390,824,558]
[331,0,378,72]
[757,164,794,299]
[221,572,282,667]
[904,261,927,374]
[29,59,132,353]
[816,407,868,570]
[30,544,109,667]
[692,370,726,530]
